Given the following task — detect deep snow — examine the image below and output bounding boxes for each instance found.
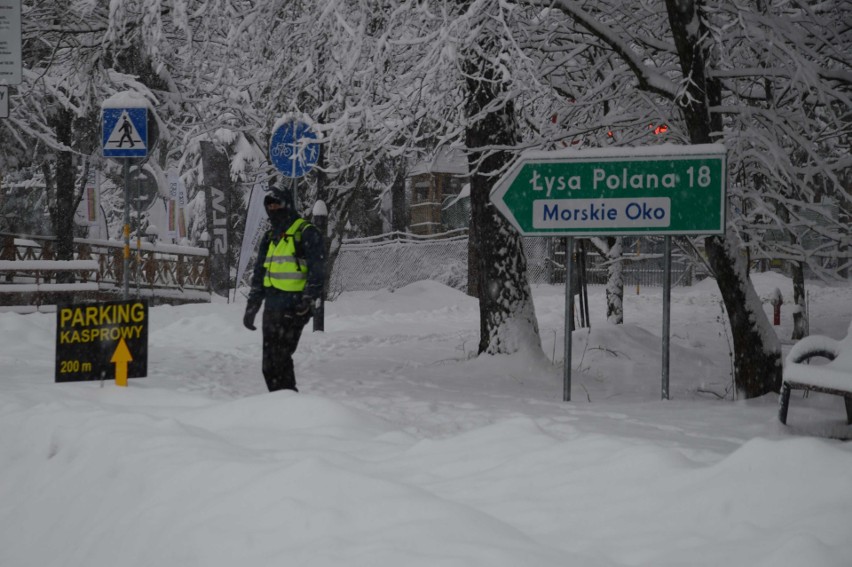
[1,272,851,566]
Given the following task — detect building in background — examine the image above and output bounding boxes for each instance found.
[407,147,468,235]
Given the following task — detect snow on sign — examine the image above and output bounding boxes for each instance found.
[269,117,320,178]
[491,144,727,236]
[102,107,148,158]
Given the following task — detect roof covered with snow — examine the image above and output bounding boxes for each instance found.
[409,147,469,177]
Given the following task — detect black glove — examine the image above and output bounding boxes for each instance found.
[295,296,314,317]
[243,305,260,331]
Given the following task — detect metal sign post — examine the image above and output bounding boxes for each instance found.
[311,200,329,332]
[102,95,152,300]
[662,235,672,399]
[64,93,158,389]
[269,116,324,330]
[123,161,131,299]
[491,145,727,401]
[564,237,574,401]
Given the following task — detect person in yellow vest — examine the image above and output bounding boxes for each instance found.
[243,186,326,392]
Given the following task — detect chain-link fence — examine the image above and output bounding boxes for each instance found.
[329,232,469,296]
[329,232,707,295]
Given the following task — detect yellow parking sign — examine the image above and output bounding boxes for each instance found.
[55,300,148,384]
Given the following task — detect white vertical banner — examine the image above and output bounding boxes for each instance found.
[85,169,100,225]
[166,168,180,242]
[168,168,188,242]
[235,176,269,291]
[74,166,101,234]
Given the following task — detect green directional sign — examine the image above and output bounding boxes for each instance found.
[491,145,727,236]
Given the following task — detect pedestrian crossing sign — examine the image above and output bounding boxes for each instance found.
[102,107,148,158]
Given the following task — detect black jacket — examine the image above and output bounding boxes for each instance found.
[246,211,326,312]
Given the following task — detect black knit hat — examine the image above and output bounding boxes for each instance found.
[264,186,293,208]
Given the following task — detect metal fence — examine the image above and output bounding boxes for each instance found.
[329,232,706,294]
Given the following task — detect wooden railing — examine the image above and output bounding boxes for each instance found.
[0,233,210,308]
[0,259,100,311]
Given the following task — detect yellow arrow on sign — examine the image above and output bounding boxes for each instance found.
[110,338,133,387]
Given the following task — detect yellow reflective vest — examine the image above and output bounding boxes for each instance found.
[263,218,310,292]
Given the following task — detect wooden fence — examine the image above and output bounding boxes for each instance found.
[0,233,210,311]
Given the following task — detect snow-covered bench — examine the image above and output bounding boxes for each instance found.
[779,321,852,425]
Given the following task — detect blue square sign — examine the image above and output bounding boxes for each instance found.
[102,107,148,158]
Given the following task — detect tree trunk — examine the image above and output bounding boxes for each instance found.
[467,219,480,299]
[467,149,539,355]
[464,31,540,355]
[704,233,781,396]
[53,108,76,282]
[391,166,407,234]
[666,0,781,397]
[791,262,808,340]
[605,237,624,324]
[588,236,624,324]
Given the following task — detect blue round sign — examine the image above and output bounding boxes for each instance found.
[269,120,320,178]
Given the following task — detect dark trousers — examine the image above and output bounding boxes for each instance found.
[261,309,309,392]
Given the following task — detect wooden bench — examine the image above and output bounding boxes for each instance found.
[0,259,101,311]
[779,321,852,425]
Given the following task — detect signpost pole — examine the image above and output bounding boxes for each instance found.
[292,130,298,210]
[95,93,155,386]
[564,236,574,402]
[102,95,153,302]
[269,116,323,330]
[662,235,672,400]
[122,160,130,300]
[312,201,328,333]
[135,167,142,297]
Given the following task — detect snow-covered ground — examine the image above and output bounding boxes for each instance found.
[2,272,851,567]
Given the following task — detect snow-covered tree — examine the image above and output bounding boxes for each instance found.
[540,0,850,397]
[714,0,851,340]
[4,1,200,250]
[4,1,848,387]
[457,1,541,354]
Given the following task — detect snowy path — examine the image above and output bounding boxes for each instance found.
[2,275,851,567]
